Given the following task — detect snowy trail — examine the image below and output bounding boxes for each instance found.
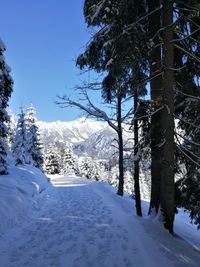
[0,176,200,267]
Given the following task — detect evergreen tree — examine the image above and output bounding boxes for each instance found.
[88,159,101,181]
[12,108,28,165]
[44,145,60,174]
[148,0,163,215]
[0,38,13,174]
[160,0,175,233]
[63,0,200,231]
[79,157,100,181]
[79,157,91,179]
[26,104,43,169]
[7,113,16,149]
[173,0,200,228]
[61,147,77,176]
[78,0,175,229]
[77,0,147,209]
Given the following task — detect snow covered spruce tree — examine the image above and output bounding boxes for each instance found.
[58,0,199,232]
[79,157,100,181]
[26,104,43,169]
[44,145,60,174]
[76,0,149,206]
[75,0,153,214]
[77,0,176,230]
[0,38,13,174]
[147,0,163,215]
[12,108,28,165]
[145,0,200,231]
[173,1,200,228]
[61,147,78,176]
[7,113,16,149]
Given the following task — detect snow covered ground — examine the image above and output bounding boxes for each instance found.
[0,175,200,267]
[0,165,50,235]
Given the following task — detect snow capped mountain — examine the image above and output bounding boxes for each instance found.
[38,117,106,145]
[38,117,133,160]
[73,126,118,159]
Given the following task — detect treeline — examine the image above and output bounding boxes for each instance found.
[43,143,148,197]
[58,1,200,232]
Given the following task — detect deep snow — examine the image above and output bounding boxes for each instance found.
[0,175,200,267]
[0,165,49,235]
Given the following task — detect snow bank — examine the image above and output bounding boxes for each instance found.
[0,165,50,234]
[98,181,200,251]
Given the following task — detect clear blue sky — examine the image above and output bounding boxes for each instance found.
[0,0,95,121]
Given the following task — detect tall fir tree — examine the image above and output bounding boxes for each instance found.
[12,107,28,165]
[26,104,43,169]
[0,38,13,174]
[77,0,148,203]
[63,0,200,231]
[7,113,16,149]
[61,147,77,176]
[79,157,100,181]
[173,0,200,228]
[44,145,60,174]
[148,0,163,215]
[79,0,176,230]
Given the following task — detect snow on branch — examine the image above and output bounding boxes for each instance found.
[176,143,200,168]
[88,0,105,24]
[174,114,200,129]
[175,131,200,147]
[175,134,200,168]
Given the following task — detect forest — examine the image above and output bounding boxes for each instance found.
[0,0,200,242]
[57,0,200,233]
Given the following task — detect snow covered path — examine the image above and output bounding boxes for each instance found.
[0,176,200,267]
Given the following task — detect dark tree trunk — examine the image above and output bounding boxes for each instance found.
[148,0,163,214]
[117,95,124,196]
[134,87,142,216]
[161,0,175,233]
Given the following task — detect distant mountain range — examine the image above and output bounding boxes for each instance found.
[38,117,133,159]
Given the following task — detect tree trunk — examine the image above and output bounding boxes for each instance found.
[148,0,163,214]
[134,87,142,216]
[117,95,124,196]
[161,0,175,233]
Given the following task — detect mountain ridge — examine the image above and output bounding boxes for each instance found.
[37,117,132,159]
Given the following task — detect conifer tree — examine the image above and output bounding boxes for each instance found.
[12,108,28,165]
[148,0,163,215]
[67,0,200,231]
[7,113,16,149]
[160,0,175,233]
[173,0,200,228]
[0,38,13,174]
[61,147,77,176]
[79,157,100,181]
[76,0,148,209]
[44,145,60,174]
[26,104,43,169]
